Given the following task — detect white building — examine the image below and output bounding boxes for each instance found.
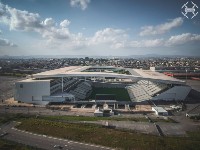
[14,66,189,105]
[15,79,50,105]
[152,107,168,116]
[94,107,103,117]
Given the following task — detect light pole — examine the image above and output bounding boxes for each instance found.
[185,69,188,84]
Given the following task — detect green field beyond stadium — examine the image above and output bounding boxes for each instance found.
[89,87,130,101]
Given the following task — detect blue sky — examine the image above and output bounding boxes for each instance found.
[0,0,200,56]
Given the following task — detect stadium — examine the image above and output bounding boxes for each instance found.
[14,66,191,106]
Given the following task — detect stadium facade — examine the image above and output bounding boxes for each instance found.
[14,66,191,105]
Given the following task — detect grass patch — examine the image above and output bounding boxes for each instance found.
[0,138,43,150]
[39,115,148,122]
[89,87,130,101]
[0,113,39,126]
[0,73,27,77]
[17,118,200,150]
[0,113,26,125]
[40,115,177,123]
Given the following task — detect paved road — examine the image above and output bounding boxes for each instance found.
[1,121,113,150]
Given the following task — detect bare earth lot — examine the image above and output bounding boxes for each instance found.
[0,76,23,102]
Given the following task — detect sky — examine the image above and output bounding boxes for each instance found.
[0,0,200,56]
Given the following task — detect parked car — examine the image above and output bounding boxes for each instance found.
[54,145,63,149]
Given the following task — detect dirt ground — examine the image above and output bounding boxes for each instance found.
[0,76,23,102]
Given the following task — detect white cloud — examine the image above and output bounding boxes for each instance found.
[43,32,88,50]
[112,39,164,49]
[41,27,71,39]
[129,39,164,48]
[0,2,72,40]
[60,19,70,28]
[42,18,55,27]
[166,33,200,46]
[0,38,16,47]
[0,2,199,53]
[70,0,90,10]
[139,17,183,36]
[0,4,42,31]
[89,28,128,46]
[88,28,164,49]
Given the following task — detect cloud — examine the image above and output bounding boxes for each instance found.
[0,3,42,31]
[42,18,55,27]
[129,39,164,48]
[0,2,72,40]
[43,32,88,50]
[89,28,128,46]
[60,19,70,28]
[112,39,164,49]
[139,17,183,36]
[70,0,90,10]
[88,28,164,49]
[0,2,199,52]
[166,33,200,46]
[0,38,17,47]
[41,27,71,39]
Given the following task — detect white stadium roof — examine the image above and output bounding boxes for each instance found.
[31,66,185,85]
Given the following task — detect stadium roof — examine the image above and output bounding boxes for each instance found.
[31,66,185,84]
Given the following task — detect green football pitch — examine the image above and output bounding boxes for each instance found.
[89,87,130,101]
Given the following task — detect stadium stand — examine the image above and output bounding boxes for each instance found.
[69,81,92,100]
[50,78,80,94]
[126,80,168,102]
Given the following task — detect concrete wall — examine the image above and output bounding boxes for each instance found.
[14,80,50,105]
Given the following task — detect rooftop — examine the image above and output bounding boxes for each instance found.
[152,107,168,113]
[133,69,184,83]
[26,66,185,84]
